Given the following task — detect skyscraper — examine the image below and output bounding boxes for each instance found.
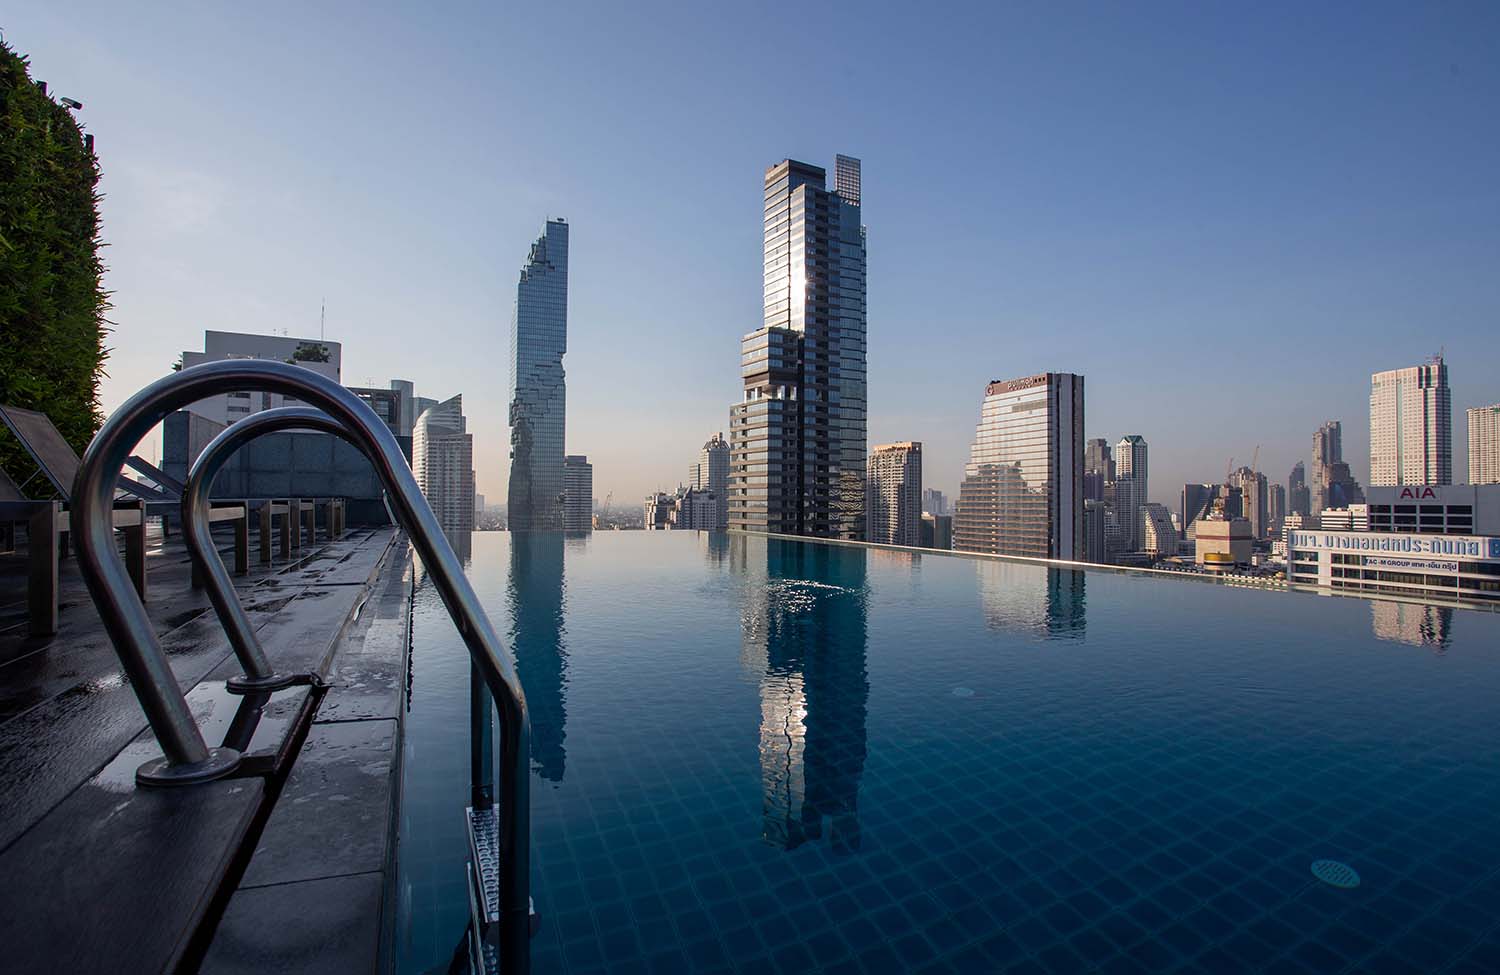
[953,373,1084,559]
[1115,435,1148,552]
[1312,421,1361,512]
[729,156,867,539]
[1288,461,1310,516]
[688,433,730,530]
[508,219,569,531]
[866,442,922,546]
[921,488,948,516]
[1229,466,1268,539]
[1370,356,1451,486]
[1139,503,1177,560]
[1470,405,1500,485]
[563,455,592,532]
[413,395,474,533]
[1268,483,1286,533]
[1083,437,1114,502]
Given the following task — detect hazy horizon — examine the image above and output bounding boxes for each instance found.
[9,2,1498,509]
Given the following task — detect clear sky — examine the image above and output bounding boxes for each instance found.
[8,2,1499,509]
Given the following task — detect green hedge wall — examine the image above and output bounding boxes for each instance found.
[0,39,109,492]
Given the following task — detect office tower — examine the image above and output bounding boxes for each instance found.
[729,156,867,539]
[508,219,569,531]
[179,331,342,425]
[1083,499,1108,564]
[687,432,730,530]
[919,512,953,549]
[866,442,922,546]
[1139,503,1177,560]
[1370,356,1451,486]
[1114,435,1148,551]
[413,395,474,533]
[953,373,1084,559]
[1268,483,1286,532]
[1181,483,1216,537]
[348,385,402,434]
[1288,461,1310,516]
[1229,466,1269,539]
[1469,405,1500,485]
[563,455,592,532]
[922,488,948,517]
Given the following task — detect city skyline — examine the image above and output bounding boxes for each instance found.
[10,4,1499,508]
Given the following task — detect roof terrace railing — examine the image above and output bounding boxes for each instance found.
[71,360,533,972]
[182,406,360,693]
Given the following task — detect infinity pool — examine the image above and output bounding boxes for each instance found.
[396,531,1500,974]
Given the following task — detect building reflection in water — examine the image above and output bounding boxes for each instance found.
[412,530,474,586]
[736,537,869,853]
[508,533,569,782]
[699,530,731,567]
[974,560,1087,639]
[1370,599,1452,651]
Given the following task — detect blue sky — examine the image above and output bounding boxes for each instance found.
[8,2,1499,508]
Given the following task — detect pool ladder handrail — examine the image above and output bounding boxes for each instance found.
[71,360,533,974]
[182,406,360,693]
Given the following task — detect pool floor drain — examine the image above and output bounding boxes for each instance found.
[951,687,974,698]
[1311,859,1360,889]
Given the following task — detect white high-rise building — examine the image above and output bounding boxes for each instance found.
[866,442,922,546]
[1370,356,1451,487]
[687,433,730,530]
[1115,435,1148,552]
[563,455,592,532]
[413,395,474,533]
[179,330,342,425]
[1469,405,1500,485]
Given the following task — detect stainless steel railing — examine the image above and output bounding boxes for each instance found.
[183,406,357,692]
[71,360,533,972]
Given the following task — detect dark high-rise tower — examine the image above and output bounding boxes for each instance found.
[508,219,568,531]
[729,156,867,539]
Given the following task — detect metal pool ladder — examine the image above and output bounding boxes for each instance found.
[71,360,534,973]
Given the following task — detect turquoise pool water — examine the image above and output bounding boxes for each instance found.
[396,531,1500,973]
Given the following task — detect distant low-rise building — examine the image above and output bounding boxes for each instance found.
[1195,516,1253,571]
[180,330,342,425]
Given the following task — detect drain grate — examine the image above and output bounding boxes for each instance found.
[1311,859,1360,889]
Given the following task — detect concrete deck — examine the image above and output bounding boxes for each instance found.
[0,521,412,974]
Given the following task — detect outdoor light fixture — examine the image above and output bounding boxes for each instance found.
[60,97,83,110]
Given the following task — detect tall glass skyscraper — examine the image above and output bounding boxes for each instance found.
[507,219,568,531]
[953,373,1084,560]
[729,156,867,539]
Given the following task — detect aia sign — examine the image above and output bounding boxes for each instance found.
[1398,487,1438,500]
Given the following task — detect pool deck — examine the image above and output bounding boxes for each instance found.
[0,523,413,974]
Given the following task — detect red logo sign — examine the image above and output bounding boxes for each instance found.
[1398,487,1437,499]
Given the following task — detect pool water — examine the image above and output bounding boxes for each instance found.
[395,531,1500,974]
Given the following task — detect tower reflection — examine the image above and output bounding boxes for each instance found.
[738,537,869,853]
[1370,599,1452,651]
[975,560,1087,639]
[508,533,569,782]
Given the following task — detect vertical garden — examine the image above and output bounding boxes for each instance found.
[0,38,109,487]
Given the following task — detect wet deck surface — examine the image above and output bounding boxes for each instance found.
[0,523,411,974]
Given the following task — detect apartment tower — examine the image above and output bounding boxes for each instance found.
[1470,405,1500,485]
[866,442,923,546]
